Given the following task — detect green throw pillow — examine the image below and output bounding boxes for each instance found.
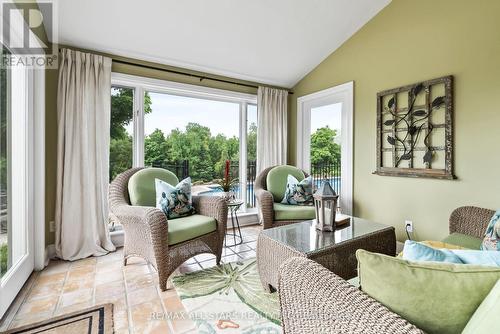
[462,279,500,334]
[356,249,500,334]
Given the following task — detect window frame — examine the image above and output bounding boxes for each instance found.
[111,73,257,209]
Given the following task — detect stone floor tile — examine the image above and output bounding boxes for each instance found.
[95,280,126,299]
[59,288,93,308]
[95,269,123,285]
[127,286,159,307]
[126,273,156,292]
[27,281,64,301]
[193,253,216,263]
[17,294,59,315]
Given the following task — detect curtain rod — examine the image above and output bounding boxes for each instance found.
[112,59,293,94]
[58,47,293,94]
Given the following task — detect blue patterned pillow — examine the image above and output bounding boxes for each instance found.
[155,177,195,219]
[280,174,313,205]
[481,211,500,251]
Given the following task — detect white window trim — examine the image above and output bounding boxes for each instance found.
[111,73,257,212]
[296,81,353,215]
[0,11,45,318]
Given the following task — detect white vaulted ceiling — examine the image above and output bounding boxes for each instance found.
[49,0,390,88]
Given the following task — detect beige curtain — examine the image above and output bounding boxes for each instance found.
[55,49,115,261]
[257,86,288,172]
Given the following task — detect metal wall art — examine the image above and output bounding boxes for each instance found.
[374,75,455,179]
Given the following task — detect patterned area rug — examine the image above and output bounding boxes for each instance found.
[6,304,113,334]
[172,259,281,333]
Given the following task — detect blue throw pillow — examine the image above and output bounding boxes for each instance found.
[281,174,313,205]
[403,240,500,267]
[155,177,195,219]
[481,211,500,251]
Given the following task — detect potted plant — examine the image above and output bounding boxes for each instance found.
[216,160,238,202]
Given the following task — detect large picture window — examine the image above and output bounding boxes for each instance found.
[110,74,257,211]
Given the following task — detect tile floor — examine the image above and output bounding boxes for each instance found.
[0,225,262,334]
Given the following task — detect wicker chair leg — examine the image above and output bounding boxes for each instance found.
[215,245,222,265]
[158,268,175,291]
[123,250,129,266]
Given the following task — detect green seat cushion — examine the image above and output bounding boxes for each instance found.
[128,168,179,207]
[273,203,315,221]
[168,214,216,246]
[442,232,482,250]
[462,279,500,334]
[357,249,500,334]
[266,165,305,203]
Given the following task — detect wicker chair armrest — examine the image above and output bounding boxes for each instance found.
[449,206,495,239]
[192,195,228,231]
[112,204,169,246]
[255,188,274,229]
[112,204,166,227]
[278,257,423,334]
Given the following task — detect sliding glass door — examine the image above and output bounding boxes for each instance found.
[0,46,35,318]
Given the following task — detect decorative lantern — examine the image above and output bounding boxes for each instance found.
[314,181,339,232]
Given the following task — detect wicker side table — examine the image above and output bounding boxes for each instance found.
[257,218,396,292]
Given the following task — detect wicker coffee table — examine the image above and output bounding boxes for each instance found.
[257,217,396,292]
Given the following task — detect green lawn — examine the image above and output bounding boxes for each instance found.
[0,243,7,277]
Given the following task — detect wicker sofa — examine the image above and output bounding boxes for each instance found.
[278,206,494,333]
[255,165,315,229]
[109,167,228,291]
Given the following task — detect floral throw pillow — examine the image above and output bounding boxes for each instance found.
[481,210,500,251]
[155,177,195,219]
[281,174,313,206]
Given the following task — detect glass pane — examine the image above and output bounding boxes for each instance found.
[110,86,134,181]
[310,103,342,195]
[246,104,257,208]
[261,219,390,254]
[144,92,240,197]
[0,47,10,278]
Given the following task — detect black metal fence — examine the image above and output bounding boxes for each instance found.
[152,159,258,207]
[310,160,341,195]
[151,159,340,208]
[152,160,190,180]
[247,160,257,207]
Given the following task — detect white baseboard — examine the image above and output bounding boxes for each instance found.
[233,211,259,227]
[44,244,56,268]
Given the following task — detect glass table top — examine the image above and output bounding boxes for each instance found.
[261,217,392,254]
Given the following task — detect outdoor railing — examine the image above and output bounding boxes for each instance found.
[310,160,341,195]
[151,159,257,208]
[149,158,340,208]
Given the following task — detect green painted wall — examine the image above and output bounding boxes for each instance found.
[44,45,263,245]
[289,0,500,241]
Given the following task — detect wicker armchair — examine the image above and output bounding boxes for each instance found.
[278,206,495,333]
[109,168,228,291]
[449,206,494,238]
[279,257,424,334]
[255,165,311,229]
